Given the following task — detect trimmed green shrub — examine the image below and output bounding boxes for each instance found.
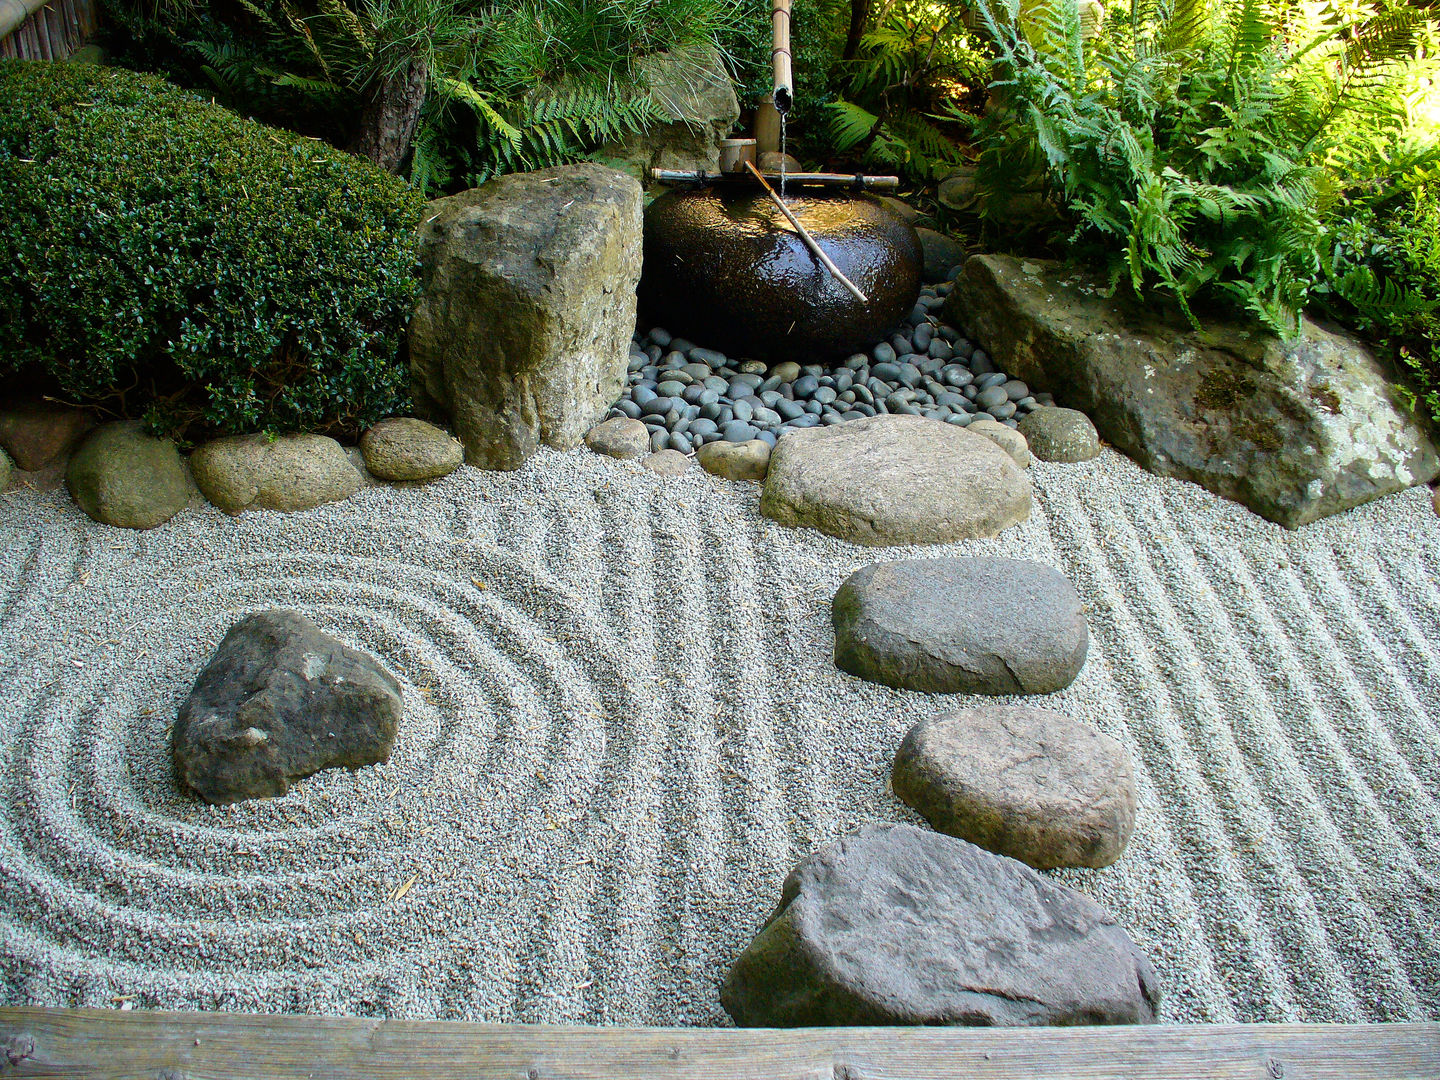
[0,60,424,440]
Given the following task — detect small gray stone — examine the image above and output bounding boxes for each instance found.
[720,823,1161,1027]
[967,418,1032,468]
[722,421,759,443]
[832,557,1088,694]
[893,706,1137,869]
[697,438,771,481]
[66,421,189,530]
[976,385,1010,409]
[173,610,402,804]
[359,417,464,482]
[1018,407,1102,463]
[643,448,691,474]
[872,343,896,365]
[793,375,820,398]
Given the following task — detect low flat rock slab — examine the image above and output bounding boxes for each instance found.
[760,414,1030,546]
[893,706,1136,868]
[173,610,402,804]
[720,823,1161,1027]
[833,557,1088,694]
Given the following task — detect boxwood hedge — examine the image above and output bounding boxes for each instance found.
[0,60,424,440]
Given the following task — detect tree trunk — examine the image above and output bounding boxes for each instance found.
[350,56,429,174]
[842,0,871,62]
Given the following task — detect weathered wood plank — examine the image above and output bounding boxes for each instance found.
[0,1008,1436,1080]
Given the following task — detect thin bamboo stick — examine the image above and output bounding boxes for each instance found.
[743,160,869,304]
[650,169,900,190]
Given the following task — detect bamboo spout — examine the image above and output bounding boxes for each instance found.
[771,0,793,114]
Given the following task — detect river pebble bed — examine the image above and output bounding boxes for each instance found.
[614,276,1052,455]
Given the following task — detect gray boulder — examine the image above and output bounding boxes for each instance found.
[893,706,1136,869]
[173,610,402,804]
[945,254,1440,526]
[190,433,361,514]
[760,415,1031,545]
[697,438,771,481]
[359,417,463,482]
[410,164,643,470]
[65,421,189,529]
[720,823,1161,1027]
[832,557,1088,694]
[585,417,651,460]
[593,45,740,178]
[1018,406,1101,463]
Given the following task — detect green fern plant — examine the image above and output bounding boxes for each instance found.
[970,0,1437,335]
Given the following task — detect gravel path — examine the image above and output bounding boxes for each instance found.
[0,446,1436,1025]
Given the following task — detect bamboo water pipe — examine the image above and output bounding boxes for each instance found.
[649,169,900,190]
[771,0,793,115]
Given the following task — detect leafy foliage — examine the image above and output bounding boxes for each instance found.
[0,61,423,440]
[970,0,1438,335]
[103,0,750,192]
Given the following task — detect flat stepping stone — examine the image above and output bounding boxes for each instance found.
[893,706,1136,868]
[760,414,1030,545]
[720,823,1161,1027]
[832,557,1088,694]
[173,610,402,804]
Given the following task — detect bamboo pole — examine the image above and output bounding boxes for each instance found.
[0,0,48,43]
[649,168,900,190]
[744,160,868,304]
[771,0,793,114]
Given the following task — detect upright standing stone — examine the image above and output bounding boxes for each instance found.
[720,823,1161,1027]
[409,164,643,470]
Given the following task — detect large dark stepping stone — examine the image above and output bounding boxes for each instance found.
[832,557,1088,694]
[173,610,402,804]
[893,706,1136,868]
[720,823,1161,1027]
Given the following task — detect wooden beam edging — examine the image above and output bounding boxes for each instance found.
[0,1008,1436,1079]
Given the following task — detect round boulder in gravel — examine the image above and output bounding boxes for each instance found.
[174,610,402,804]
[0,399,93,472]
[1018,407,1102,463]
[893,706,1136,869]
[65,421,189,530]
[832,557,1088,694]
[761,414,1030,546]
[643,449,691,475]
[967,417,1032,468]
[1433,485,1440,518]
[0,447,11,491]
[697,438,771,482]
[585,416,651,460]
[190,433,361,514]
[359,417,463,481]
[720,823,1161,1027]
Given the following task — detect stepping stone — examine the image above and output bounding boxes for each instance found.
[66,421,190,530]
[1018,407,1101,462]
[173,610,402,804]
[760,414,1030,545]
[585,416,651,460]
[720,823,1161,1027]
[833,557,1088,694]
[359,417,464,481]
[893,706,1136,868]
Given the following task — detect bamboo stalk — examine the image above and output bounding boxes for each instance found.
[649,169,900,190]
[771,0,793,114]
[744,160,868,304]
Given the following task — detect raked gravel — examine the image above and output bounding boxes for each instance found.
[0,444,1437,1026]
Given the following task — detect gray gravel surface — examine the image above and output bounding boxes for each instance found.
[0,446,1437,1025]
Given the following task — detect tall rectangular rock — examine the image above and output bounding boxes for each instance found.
[409,164,642,470]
